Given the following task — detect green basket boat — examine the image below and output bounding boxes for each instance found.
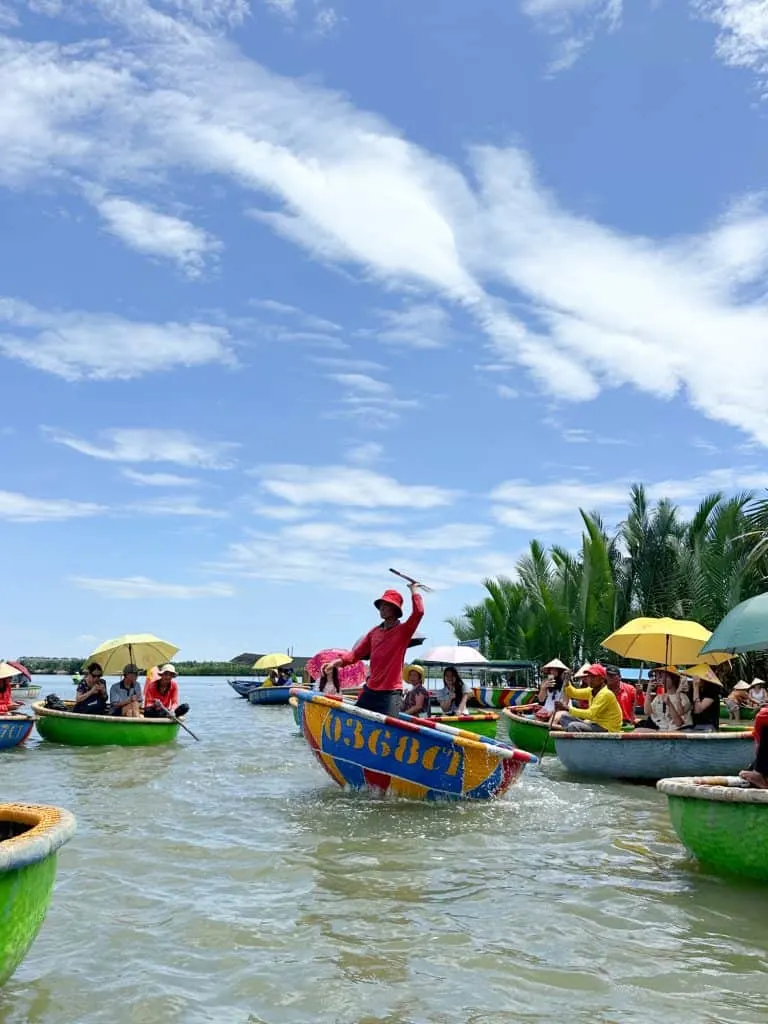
[33,702,182,747]
[503,707,557,756]
[1,803,76,985]
[657,776,768,882]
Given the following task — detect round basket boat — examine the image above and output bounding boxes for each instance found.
[720,705,756,722]
[33,702,181,747]
[292,689,536,801]
[657,777,768,882]
[470,686,537,710]
[423,712,498,739]
[503,707,557,756]
[554,729,753,781]
[0,714,35,750]
[228,679,259,699]
[0,803,76,985]
[11,685,41,700]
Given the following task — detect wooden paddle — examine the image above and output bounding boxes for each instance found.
[159,706,199,741]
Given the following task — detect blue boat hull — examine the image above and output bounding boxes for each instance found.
[0,716,34,749]
[229,679,258,698]
[248,685,294,706]
[554,730,753,781]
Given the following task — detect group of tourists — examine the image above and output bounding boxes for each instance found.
[724,677,768,718]
[72,663,189,718]
[535,657,725,734]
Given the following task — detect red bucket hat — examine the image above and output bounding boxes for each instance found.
[374,589,404,617]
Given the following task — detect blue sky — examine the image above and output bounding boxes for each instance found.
[2,0,768,661]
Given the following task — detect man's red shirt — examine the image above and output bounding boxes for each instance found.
[341,594,424,691]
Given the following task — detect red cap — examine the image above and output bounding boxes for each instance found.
[584,663,607,679]
[374,589,404,617]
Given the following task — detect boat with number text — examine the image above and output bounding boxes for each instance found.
[0,803,76,985]
[0,714,35,750]
[292,689,535,800]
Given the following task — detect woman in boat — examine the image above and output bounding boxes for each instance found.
[0,676,22,715]
[401,665,429,717]
[318,664,342,698]
[636,668,692,731]
[143,664,190,718]
[724,681,751,720]
[438,667,469,716]
[537,659,569,717]
[690,672,721,731]
[73,662,108,715]
[749,678,768,707]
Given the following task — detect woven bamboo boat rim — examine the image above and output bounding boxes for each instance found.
[32,701,181,725]
[0,803,76,873]
[657,778,768,804]
[0,713,36,723]
[293,689,531,762]
[553,730,752,741]
[502,708,548,726]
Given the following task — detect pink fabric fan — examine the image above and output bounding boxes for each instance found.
[305,649,366,689]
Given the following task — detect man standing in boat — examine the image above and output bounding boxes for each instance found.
[324,582,424,716]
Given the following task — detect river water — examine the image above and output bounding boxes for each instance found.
[1,676,767,1023]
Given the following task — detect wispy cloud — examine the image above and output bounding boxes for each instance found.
[121,469,201,487]
[256,464,456,508]
[251,298,341,333]
[346,441,384,466]
[46,427,238,468]
[362,303,453,349]
[521,0,623,70]
[0,298,235,381]
[130,498,227,518]
[0,490,105,522]
[88,190,221,278]
[72,575,234,598]
[694,1,768,83]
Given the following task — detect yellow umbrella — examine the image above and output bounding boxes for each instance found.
[601,617,729,667]
[86,634,179,675]
[253,653,292,671]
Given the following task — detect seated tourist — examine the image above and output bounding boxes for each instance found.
[0,670,21,715]
[318,664,342,697]
[438,667,469,716]
[725,681,751,719]
[143,663,189,718]
[749,678,768,707]
[73,662,108,715]
[690,671,721,732]
[605,665,636,724]
[552,664,622,733]
[635,668,692,731]
[109,664,143,717]
[401,665,429,717]
[537,658,569,714]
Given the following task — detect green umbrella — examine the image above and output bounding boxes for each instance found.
[700,594,768,655]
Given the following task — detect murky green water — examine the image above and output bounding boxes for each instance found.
[2,677,768,1023]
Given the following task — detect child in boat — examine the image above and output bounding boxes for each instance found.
[73,662,108,715]
[143,664,190,718]
[438,667,469,716]
[318,665,342,698]
[401,665,429,717]
[636,668,692,731]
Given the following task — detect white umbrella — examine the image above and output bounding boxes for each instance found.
[421,646,488,665]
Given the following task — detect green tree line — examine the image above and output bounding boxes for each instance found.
[15,659,254,677]
[448,485,768,670]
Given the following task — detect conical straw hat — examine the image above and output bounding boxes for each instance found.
[542,657,568,672]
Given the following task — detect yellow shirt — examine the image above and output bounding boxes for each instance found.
[564,683,622,733]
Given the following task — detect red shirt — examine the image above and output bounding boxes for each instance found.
[0,688,12,714]
[143,678,179,710]
[753,706,768,746]
[342,594,424,691]
[616,682,636,723]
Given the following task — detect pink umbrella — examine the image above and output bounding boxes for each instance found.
[305,649,366,689]
[6,660,31,681]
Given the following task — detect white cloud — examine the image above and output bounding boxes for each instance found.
[312,356,387,373]
[72,575,234,598]
[495,384,519,400]
[347,441,384,465]
[0,490,104,522]
[251,298,340,333]
[329,373,390,395]
[47,427,238,468]
[520,0,623,70]
[0,298,235,381]
[257,464,456,508]
[130,497,227,517]
[364,303,453,349]
[264,0,296,18]
[694,1,768,80]
[491,467,768,532]
[89,191,220,277]
[121,469,200,487]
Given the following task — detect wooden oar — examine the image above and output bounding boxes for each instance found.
[160,706,199,741]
